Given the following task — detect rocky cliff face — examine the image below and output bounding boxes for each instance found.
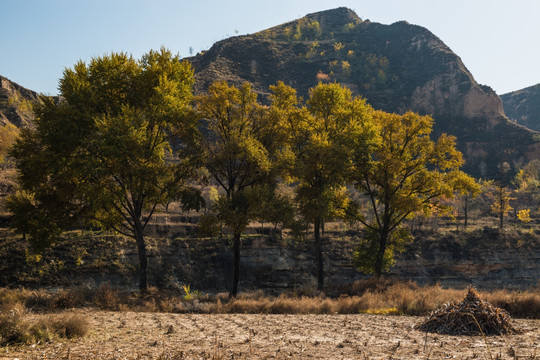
[501,83,540,132]
[2,216,537,291]
[0,75,39,128]
[43,233,540,292]
[189,7,540,178]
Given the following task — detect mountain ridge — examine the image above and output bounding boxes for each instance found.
[189,7,540,178]
[501,83,540,132]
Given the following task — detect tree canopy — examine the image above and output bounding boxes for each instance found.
[196,81,285,297]
[272,81,377,289]
[8,48,199,291]
[350,111,477,276]
[6,60,483,292]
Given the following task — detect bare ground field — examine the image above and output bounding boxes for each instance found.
[2,310,539,360]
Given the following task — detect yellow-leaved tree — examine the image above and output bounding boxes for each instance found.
[350,111,478,277]
[196,81,287,297]
[272,82,377,290]
[489,185,515,229]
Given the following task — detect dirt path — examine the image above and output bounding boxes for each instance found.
[2,310,539,359]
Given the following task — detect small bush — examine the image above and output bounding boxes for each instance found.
[24,289,53,309]
[50,313,90,338]
[0,306,26,345]
[0,308,89,346]
[0,288,25,311]
[50,287,89,309]
[93,282,119,310]
[26,321,55,344]
[360,307,399,315]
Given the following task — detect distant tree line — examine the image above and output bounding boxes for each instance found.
[6,49,534,297]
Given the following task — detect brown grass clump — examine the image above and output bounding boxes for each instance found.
[416,288,520,335]
[93,282,119,309]
[485,289,540,319]
[50,287,90,309]
[48,313,90,338]
[327,277,395,296]
[0,303,89,346]
[1,284,539,318]
[387,282,463,316]
[0,303,27,345]
[218,294,397,315]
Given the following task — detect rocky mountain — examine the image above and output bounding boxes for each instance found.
[189,7,540,178]
[501,83,540,132]
[0,75,39,128]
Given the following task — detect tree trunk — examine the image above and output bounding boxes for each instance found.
[134,223,148,292]
[464,196,468,229]
[374,230,388,278]
[314,218,324,291]
[499,187,506,230]
[499,191,504,229]
[229,231,241,298]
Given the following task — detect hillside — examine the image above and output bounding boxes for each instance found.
[501,83,540,132]
[189,7,540,178]
[0,75,39,128]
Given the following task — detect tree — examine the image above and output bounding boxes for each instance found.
[489,184,514,229]
[512,160,540,219]
[7,49,199,292]
[350,111,477,277]
[274,82,375,290]
[196,81,283,297]
[453,173,481,229]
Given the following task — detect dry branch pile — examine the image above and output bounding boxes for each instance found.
[416,288,519,335]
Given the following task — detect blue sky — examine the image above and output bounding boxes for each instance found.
[1,0,539,95]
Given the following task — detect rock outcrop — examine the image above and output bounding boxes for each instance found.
[501,83,540,132]
[189,7,540,178]
[0,75,39,128]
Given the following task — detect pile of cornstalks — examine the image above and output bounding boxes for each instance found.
[416,287,519,335]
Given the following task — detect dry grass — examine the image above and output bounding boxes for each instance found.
[0,305,89,346]
[213,283,462,315]
[485,289,540,318]
[1,282,538,319]
[195,283,540,319]
[220,283,540,319]
[0,288,90,346]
